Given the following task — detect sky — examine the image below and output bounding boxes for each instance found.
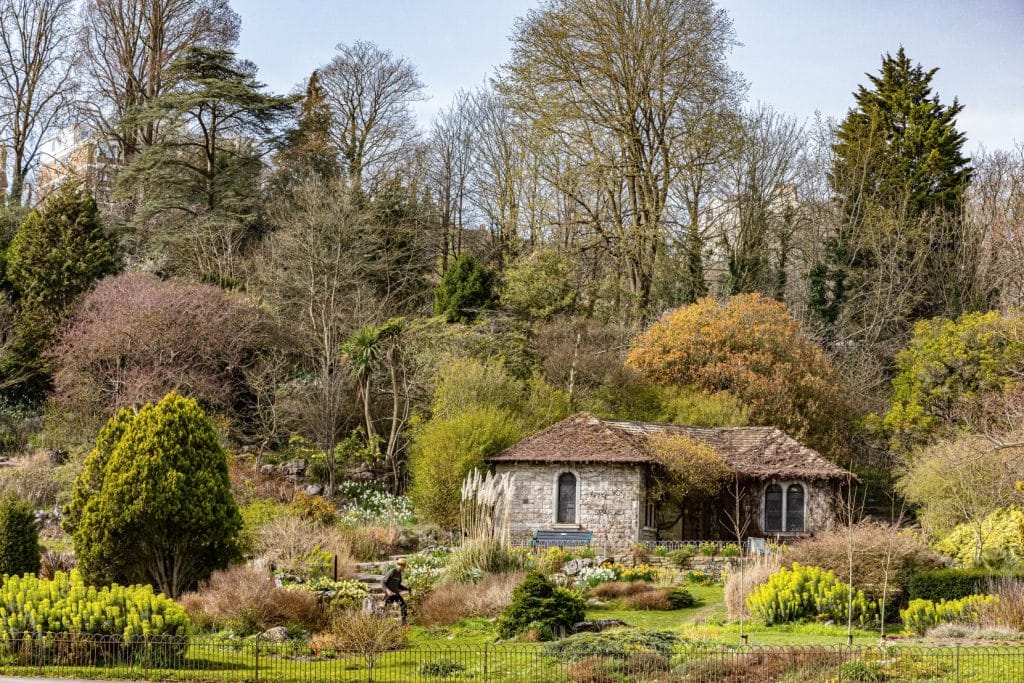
[231,0,1024,153]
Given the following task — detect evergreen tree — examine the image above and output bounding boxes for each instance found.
[64,392,242,597]
[0,495,40,577]
[272,70,340,190]
[812,49,974,331]
[2,183,119,399]
[433,254,495,323]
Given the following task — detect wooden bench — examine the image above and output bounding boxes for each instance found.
[530,529,593,551]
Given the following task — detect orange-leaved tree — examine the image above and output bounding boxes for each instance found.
[627,293,849,458]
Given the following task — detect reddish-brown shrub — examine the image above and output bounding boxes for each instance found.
[592,581,655,600]
[783,522,944,601]
[179,564,323,633]
[338,523,404,561]
[983,579,1024,632]
[416,572,524,626]
[625,589,673,611]
[50,273,285,436]
[567,656,616,683]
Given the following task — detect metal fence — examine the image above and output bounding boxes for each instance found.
[0,633,1021,681]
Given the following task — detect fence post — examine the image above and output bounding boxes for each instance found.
[254,631,260,683]
[483,643,489,682]
[955,644,960,683]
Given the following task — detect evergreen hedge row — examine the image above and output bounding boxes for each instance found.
[907,569,1024,602]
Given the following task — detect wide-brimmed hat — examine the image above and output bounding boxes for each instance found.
[396,558,408,567]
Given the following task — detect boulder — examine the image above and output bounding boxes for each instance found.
[304,484,324,496]
[281,459,307,477]
[563,558,593,576]
[260,627,289,643]
[595,619,629,630]
[572,621,600,633]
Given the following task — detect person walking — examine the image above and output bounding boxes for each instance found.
[381,557,410,624]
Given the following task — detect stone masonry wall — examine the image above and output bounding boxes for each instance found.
[493,462,642,549]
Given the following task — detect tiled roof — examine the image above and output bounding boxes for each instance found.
[486,412,853,480]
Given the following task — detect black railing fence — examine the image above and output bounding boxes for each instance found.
[0,633,1020,681]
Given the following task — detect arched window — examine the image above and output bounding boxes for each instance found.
[764,484,783,532]
[556,472,577,524]
[786,484,805,533]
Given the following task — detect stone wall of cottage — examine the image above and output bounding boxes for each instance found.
[493,462,642,549]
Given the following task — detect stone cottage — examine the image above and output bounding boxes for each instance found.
[486,413,855,550]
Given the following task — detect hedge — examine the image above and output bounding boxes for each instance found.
[907,569,1024,602]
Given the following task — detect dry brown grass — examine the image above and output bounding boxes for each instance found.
[983,579,1024,632]
[179,564,324,633]
[724,554,783,619]
[39,550,76,579]
[624,589,673,611]
[254,516,355,579]
[415,572,524,626]
[591,581,655,600]
[0,451,62,507]
[783,522,943,600]
[337,523,404,562]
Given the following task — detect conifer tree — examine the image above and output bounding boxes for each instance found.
[64,392,241,597]
[811,48,975,332]
[2,182,119,399]
[273,71,340,190]
[433,254,495,323]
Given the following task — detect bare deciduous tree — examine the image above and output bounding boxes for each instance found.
[319,40,425,196]
[0,0,76,203]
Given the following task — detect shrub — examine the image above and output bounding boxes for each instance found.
[337,523,404,562]
[901,595,995,636]
[907,569,1024,602]
[591,581,654,600]
[179,564,323,634]
[746,563,878,626]
[720,543,741,558]
[326,610,407,671]
[724,554,782,619]
[698,542,718,557]
[667,587,697,609]
[537,547,571,574]
[784,523,944,603]
[497,571,586,639]
[544,629,679,660]
[631,544,650,564]
[669,546,695,567]
[415,572,524,626]
[625,589,672,610]
[935,507,1024,567]
[63,393,241,598]
[291,492,336,525]
[0,571,189,638]
[0,495,39,577]
[567,656,616,683]
[433,253,495,322]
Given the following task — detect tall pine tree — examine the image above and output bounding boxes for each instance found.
[811,48,975,337]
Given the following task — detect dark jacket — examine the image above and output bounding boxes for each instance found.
[382,567,408,594]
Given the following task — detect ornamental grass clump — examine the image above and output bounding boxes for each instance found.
[746,562,878,626]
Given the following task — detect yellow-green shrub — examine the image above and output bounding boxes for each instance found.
[0,570,190,638]
[901,595,996,635]
[935,508,1024,567]
[746,563,878,626]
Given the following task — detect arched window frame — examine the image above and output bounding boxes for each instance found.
[553,470,581,526]
[763,480,807,534]
[786,483,805,533]
[763,483,783,533]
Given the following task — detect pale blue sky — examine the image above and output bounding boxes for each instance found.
[232,0,1024,152]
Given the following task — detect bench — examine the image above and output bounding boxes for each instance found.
[530,529,593,550]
